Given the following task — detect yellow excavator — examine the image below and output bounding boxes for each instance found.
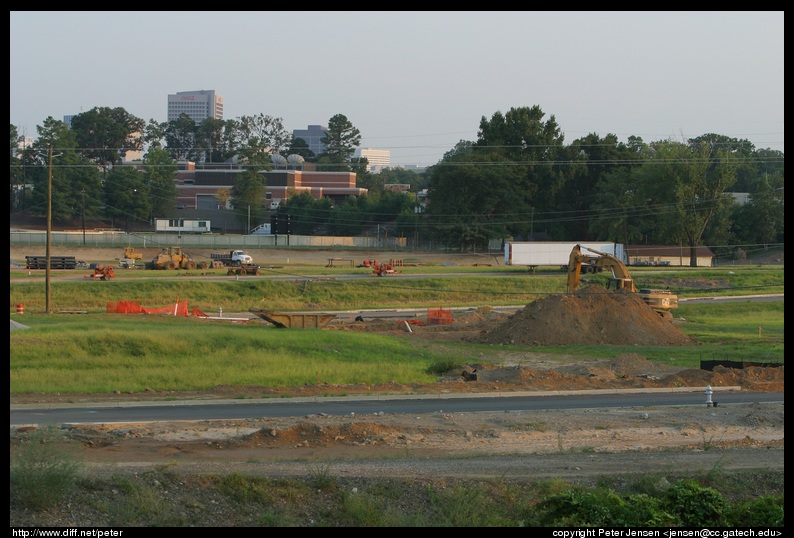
[566,244,678,320]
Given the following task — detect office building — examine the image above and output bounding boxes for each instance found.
[292,125,328,156]
[355,148,391,173]
[167,90,224,123]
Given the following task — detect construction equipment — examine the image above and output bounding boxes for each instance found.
[123,247,143,260]
[146,246,196,270]
[226,264,261,276]
[566,244,678,319]
[118,246,143,269]
[211,250,253,266]
[363,259,398,276]
[85,265,115,280]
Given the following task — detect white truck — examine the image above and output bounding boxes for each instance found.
[210,249,253,267]
[504,241,626,272]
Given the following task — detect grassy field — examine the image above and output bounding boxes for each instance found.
[10,264,784,395]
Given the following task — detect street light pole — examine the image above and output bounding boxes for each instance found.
[46,144,53,314]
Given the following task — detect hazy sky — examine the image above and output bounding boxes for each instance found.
[10,11,784,166]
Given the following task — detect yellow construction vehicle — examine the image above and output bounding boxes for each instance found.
[145,246,196,270]
[118,246,144,268]
[566,244,678,320]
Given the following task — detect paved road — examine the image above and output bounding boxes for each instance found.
[10,388,783,427]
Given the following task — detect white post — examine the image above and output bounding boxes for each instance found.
[705,385,713,407]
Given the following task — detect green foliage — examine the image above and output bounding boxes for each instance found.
[10,425,83,511]
[535,480,733,527]
[665,480,726,526]
[425,358,462,376]
[726,494,784,527]
[9,467,783,527]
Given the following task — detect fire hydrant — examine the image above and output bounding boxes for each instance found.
[705,385,714,407]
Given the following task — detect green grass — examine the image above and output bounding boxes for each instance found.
[10,300,783,395]
[9,265,785,313]
[10,264,784,395]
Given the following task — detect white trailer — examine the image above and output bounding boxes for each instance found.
[155,218,211,234]
[504,241,626,272]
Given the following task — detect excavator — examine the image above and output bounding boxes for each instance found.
[566,244,678,320]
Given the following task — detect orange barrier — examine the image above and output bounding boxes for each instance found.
[107,299,207,317]
[427,307,453,325]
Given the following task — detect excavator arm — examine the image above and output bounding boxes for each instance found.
[566,244,678,319]
[567,244,636,293]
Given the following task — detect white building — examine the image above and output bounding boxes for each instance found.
[355,148,391,173]
[167,90,224,123]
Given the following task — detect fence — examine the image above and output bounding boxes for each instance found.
[10,231,504,253]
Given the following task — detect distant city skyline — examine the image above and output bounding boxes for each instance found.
[11,12,784,166]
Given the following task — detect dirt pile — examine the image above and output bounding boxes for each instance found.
[472,284,697,346]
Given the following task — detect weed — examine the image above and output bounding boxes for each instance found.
[10,425,82,511]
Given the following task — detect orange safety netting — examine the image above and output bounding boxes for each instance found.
[427,307,453,325]
[107,299,208,318]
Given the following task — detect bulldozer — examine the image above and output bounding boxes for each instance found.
[566,244,678,320]
[118,246,144,268]
[145,246,196,270]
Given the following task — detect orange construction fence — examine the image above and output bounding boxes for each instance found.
[427,306,453,325]
[107,299,208,317]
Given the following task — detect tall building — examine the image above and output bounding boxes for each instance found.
[355,148,391,173]
[167,90,223,123]
[292,125,328,156]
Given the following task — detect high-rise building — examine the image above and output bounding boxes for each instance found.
[355,148,391,173]
[292,125,328,157]
[167,90,223,123]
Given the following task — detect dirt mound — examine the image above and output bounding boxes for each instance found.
[230,421,404,448]
[472,284,697,346]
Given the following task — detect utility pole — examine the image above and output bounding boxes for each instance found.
[81,188,86,245]
[46,144,53,314]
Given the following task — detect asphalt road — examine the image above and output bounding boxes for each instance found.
[10,388,783,427]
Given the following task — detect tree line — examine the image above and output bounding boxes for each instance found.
[9,104,783,264]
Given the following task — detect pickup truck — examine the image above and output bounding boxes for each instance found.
[210,250,253,267]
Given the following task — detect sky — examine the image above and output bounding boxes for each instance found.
[10,11,784,167]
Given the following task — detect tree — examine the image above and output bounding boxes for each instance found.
[472,106,567,238]
[428,152,527,250]
[195,117,228,163]
[10,124,24,211]
[279,192,332,235]
[102,166,149,232]
[731,175,784,247]
[70,107,145,175]
[142,147,178,220]
[318,114,361,171]
[236,114,292,163]
[286,137,316,162]
[230,166,267,232]
[637,140,737,266]
[563,133,643,240]
[23,117,103,225]
[164,114,198,161]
